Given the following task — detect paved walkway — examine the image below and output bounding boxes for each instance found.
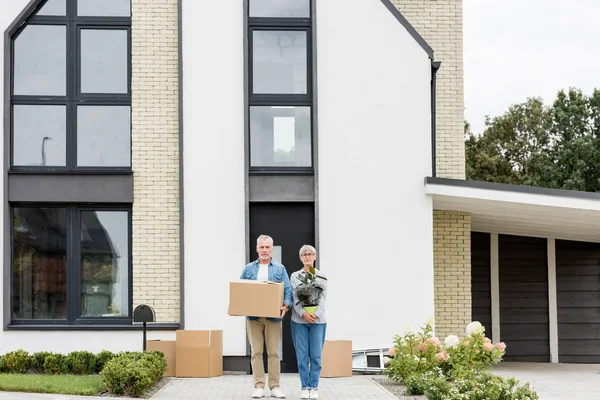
[492,362,600,400]
[1,363,599,400]
[152,374,396,400]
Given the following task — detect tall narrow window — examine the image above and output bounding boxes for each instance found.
[10,0,131,171]
[248,0,313,170]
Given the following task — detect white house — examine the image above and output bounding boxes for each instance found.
[0,0,597,373]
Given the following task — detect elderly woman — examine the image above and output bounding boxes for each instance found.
[290,245,327,400]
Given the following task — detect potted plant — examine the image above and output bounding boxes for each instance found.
[296,265,327,314]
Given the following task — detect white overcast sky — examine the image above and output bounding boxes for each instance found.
[464,0,600,134]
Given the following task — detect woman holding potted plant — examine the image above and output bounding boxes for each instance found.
[290,245,328,400]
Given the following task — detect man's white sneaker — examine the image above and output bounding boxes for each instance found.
[251,387,265,398]
[309,389,319,399]
[300,389,310,399]
[270,386,286,398]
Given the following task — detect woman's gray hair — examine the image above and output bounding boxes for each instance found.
[298,244,317,257]
[256,234,274,246]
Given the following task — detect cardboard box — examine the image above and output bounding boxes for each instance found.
[321,340,352,378]
[146,340,176,377]
[229,280,284,318]
[175,330,223,378]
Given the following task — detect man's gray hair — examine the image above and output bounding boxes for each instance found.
[256,234,274,246]
[299,244,317,257]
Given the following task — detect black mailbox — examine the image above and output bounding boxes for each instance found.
[133,304,155,351]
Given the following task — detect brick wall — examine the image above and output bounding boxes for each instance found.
[131,0,180,323]
[433,211,471,338]
[391,0,465,179]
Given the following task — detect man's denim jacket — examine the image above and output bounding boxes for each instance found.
[240,259,293,322]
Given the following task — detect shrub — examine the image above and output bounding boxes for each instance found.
[32,351,53,373]
[0,354,7,373]
[95,350,115,373]
[43,353,69,375]
[4,349,32,373]
[384,318,445,382]
[405,368,445,395]
[66,351,97,375]
[443,322,505,379]
[100,351,167,398]
[385,320,506,383]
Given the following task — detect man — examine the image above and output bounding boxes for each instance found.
[240,235,292,399]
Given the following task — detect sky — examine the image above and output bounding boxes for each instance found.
[464,0,600,134]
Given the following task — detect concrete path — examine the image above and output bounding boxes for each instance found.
[151,374,396,400]
[492,362,600,400]
[1,363,599,400]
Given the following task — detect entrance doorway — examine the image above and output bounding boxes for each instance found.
[249,202,315,373]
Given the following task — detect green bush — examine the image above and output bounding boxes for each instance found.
[5,349,32,374]
[66,351,97,375]
[405,368,444,396]
[0,354,7,373]
[32,351,53,373]
[100,351,167,398]
[95,350,115,373]
[43,353,69,375]
[413,372,539,400]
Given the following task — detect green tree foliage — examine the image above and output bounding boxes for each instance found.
[466,88,600,192]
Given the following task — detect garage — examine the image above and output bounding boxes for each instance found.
[556,240,600,363]
[499,234,550,362]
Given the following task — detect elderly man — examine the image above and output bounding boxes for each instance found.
[239,235,293,399]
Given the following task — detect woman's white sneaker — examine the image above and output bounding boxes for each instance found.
[270,387,286,398]
[309,389,319,399]
[251,388,265,398]
[300,389,310,399]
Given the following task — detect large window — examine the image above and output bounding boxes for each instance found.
[12,206,131,325]
[248,0,313,170]
[10,0,131,171]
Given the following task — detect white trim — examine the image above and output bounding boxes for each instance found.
[425,182,600,212]
[490,233,500,343]
[547,238,559,363]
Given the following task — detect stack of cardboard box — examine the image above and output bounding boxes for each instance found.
[145,280,352,378]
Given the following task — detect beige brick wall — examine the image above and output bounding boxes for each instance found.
[131,0,180,323]
[433,211,471,338]
[391,0,465,179]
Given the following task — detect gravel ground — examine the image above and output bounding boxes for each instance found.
[371,376,427,400]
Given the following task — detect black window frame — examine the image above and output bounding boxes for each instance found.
[248,3,314,173]
[9,0,132,173]
[10,204,133,326]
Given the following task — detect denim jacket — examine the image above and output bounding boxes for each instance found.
[240,259,293,322]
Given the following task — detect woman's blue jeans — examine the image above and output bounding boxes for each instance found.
[291,321,327,390]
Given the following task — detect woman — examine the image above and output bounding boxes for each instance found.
[290,245,327,400]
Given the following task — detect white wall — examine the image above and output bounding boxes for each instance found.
[181,0,247,355]
[317,0,434,350]
[0,1,179,355]
[0,0,28,354]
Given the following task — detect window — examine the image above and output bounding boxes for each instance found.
[12,206,131,325]
[248,0,313,170]
[10,0,131,171]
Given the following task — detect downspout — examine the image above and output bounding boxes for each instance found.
[431,60,441,178]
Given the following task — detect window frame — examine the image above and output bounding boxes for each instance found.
[247,5,314,173]
[10,204,133,326]
[9,0,132,173]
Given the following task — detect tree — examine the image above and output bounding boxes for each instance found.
[466,88,600,193]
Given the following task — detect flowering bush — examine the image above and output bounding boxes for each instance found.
[384,318,443,382]
[384,319,538,400]
[385,319,506,382]
[444,321,506,379]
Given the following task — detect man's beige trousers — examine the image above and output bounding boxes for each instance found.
[247,317,282,389]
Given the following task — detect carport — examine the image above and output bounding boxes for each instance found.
[426,177,600,363]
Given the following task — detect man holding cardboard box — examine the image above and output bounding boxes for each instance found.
[239,235,292,399]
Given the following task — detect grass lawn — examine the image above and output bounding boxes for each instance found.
[0,373,105,396]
